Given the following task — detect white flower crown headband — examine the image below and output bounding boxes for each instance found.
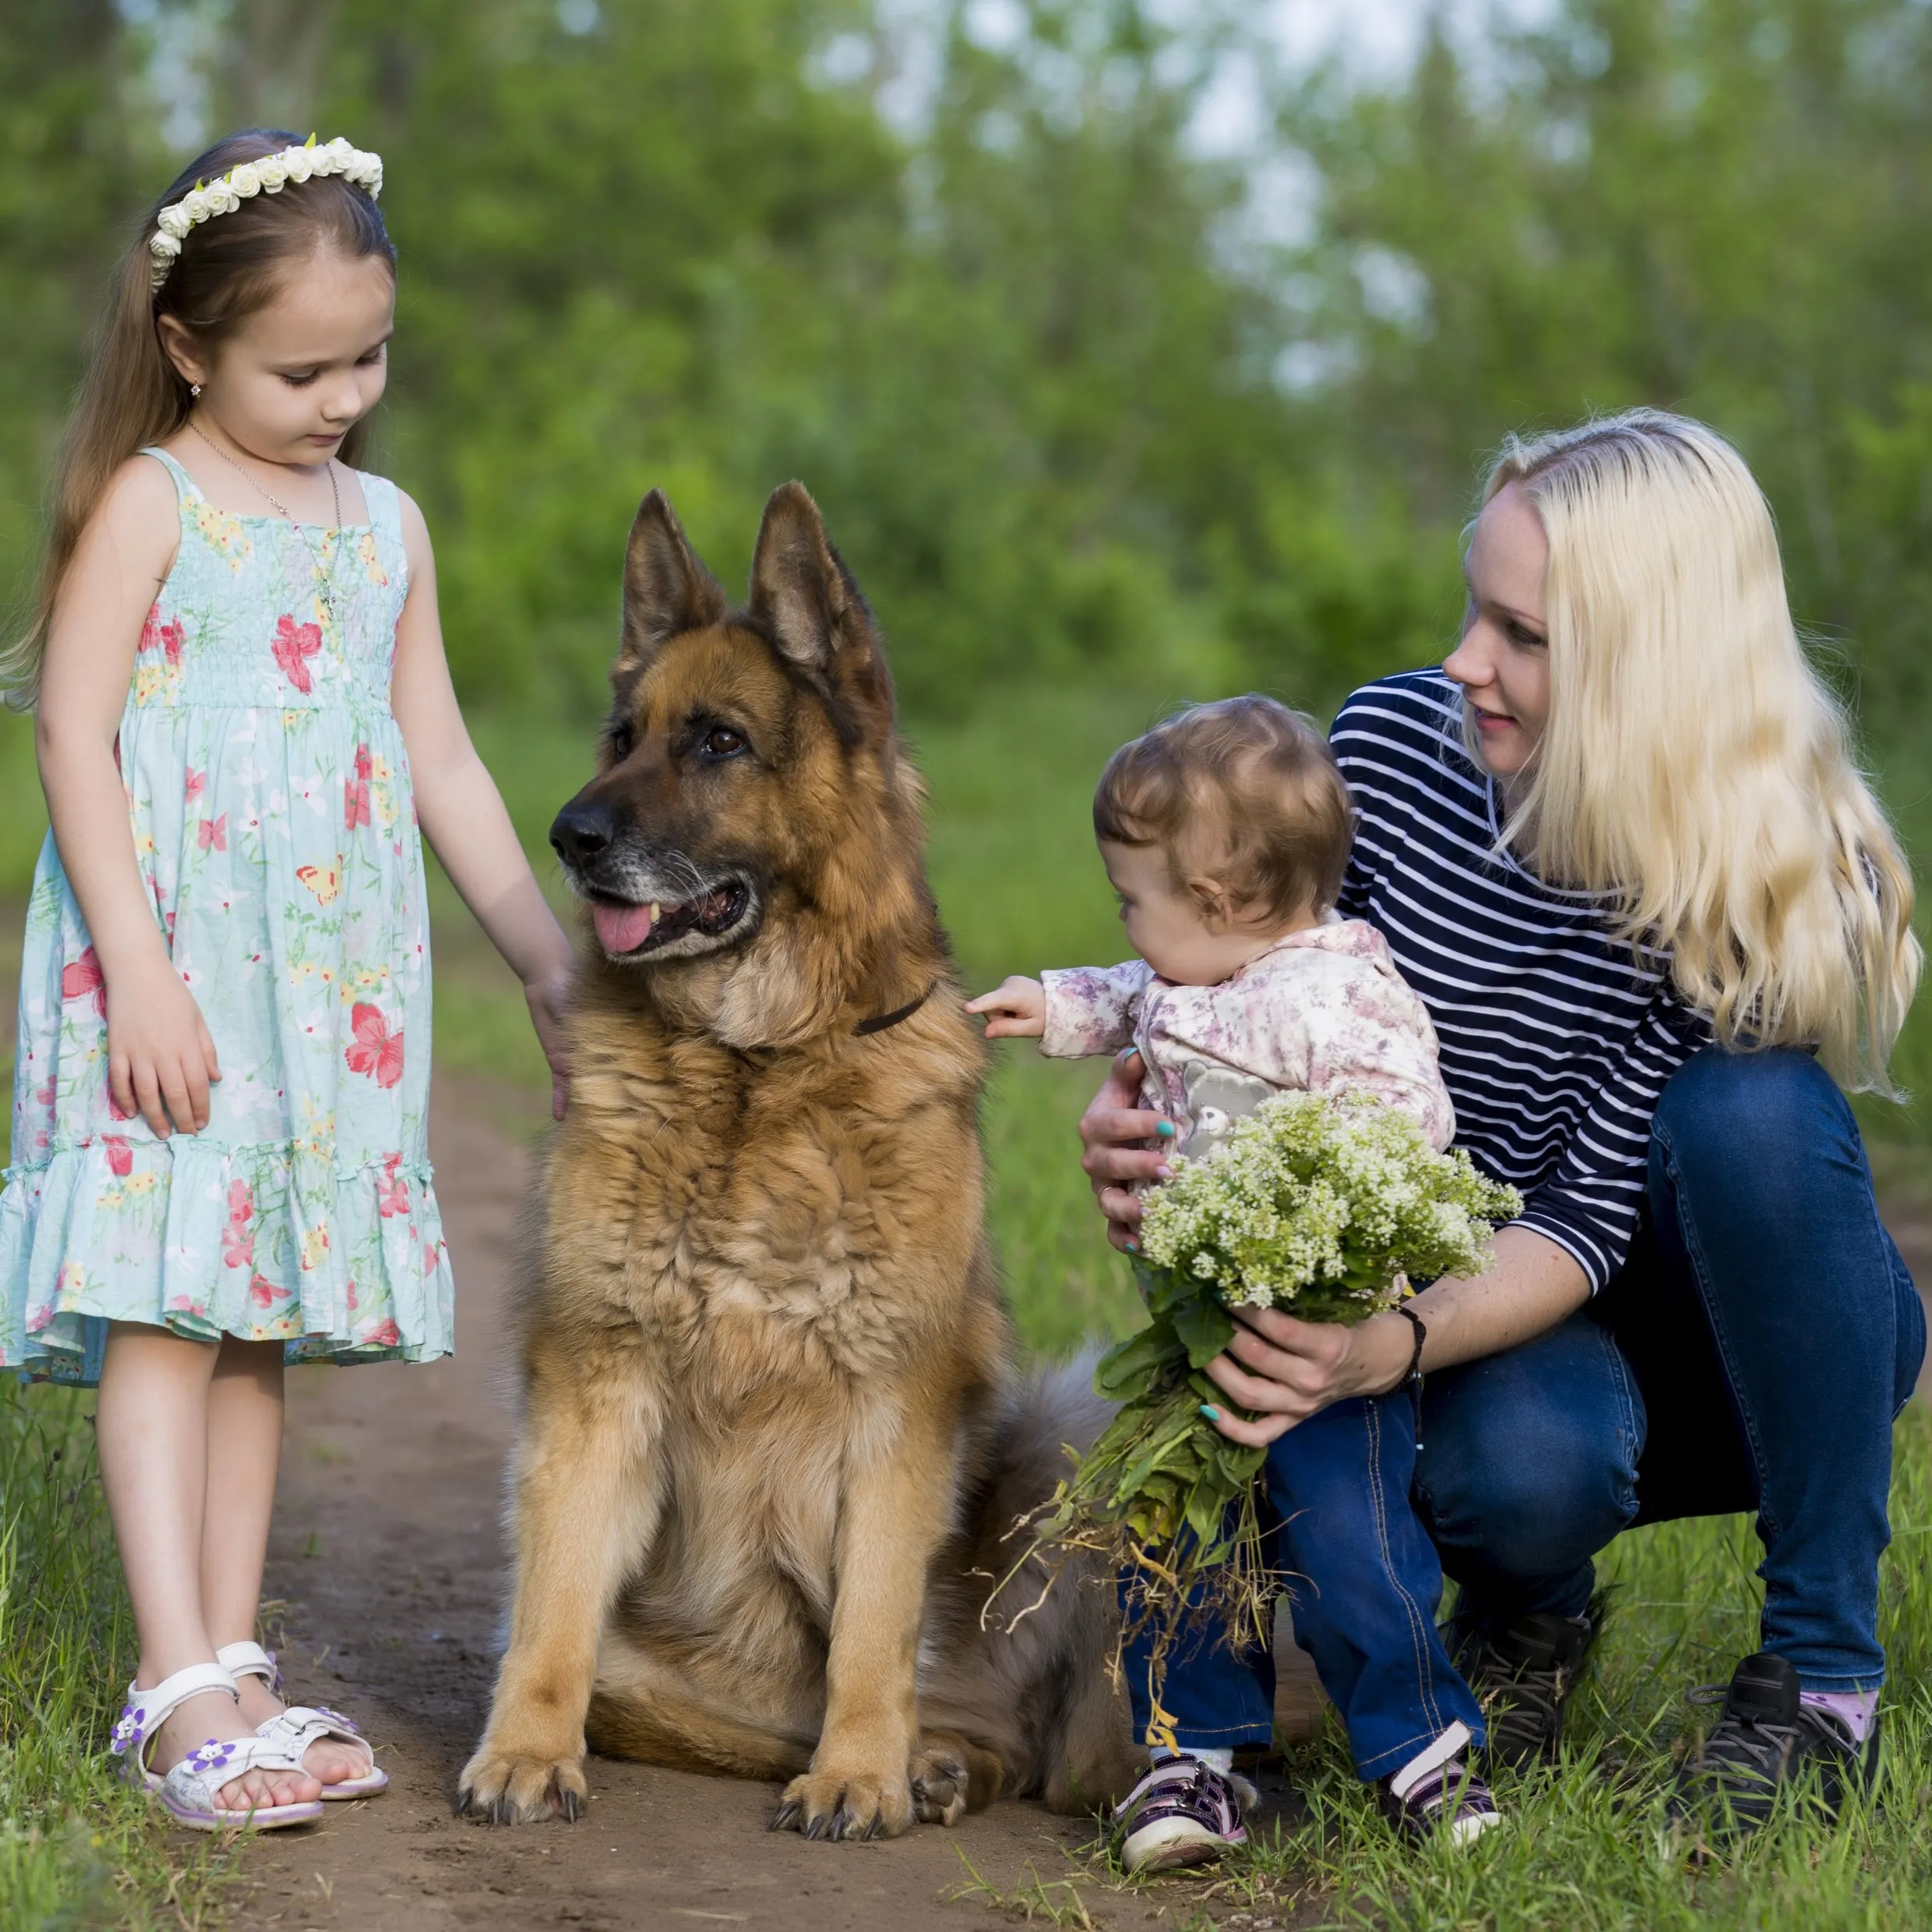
[148,136,384,291]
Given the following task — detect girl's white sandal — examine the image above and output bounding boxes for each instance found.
[216,1640,389,1799]
[112,1660,323,1832]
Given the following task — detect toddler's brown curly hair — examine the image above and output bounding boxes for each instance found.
[1092,696,1352,927]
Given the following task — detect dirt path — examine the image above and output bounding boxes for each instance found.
[229,1080,1931,1932]
[233,1081,1315,1932]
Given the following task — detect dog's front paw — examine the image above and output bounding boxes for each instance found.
[770,1766,913,1841]
[457,1739,589,1824]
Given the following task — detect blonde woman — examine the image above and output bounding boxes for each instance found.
[1085,407,1922,1850]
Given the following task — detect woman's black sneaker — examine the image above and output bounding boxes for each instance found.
[1668,1653,1880,1836]
[1450,1610,1597,1767]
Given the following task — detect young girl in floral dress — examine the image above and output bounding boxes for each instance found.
[0,130,575,1830]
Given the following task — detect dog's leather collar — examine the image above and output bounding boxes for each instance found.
[854,983,936,1037]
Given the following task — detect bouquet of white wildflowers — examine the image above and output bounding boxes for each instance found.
[998,1091,1520,1699]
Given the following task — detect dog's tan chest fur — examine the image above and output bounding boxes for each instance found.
[545,1012,985,1386]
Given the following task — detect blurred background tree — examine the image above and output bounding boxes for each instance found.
[1,0,1929,1113]
[6,0,1930,717]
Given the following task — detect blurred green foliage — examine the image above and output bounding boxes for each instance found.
[4,0,1919,726]
[1279,0,1932,724]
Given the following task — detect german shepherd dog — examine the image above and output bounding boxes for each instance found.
[457,485,1140,1839]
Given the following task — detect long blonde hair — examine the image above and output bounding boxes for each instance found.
[6,128,394,710]
[1484,407,1920,1094]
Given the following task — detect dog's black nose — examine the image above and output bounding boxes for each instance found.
[550,799,618,866]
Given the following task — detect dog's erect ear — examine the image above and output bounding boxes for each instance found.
[747,482,870,675]
[620,490,727,669]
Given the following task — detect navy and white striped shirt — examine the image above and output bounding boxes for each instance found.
[1331,670,1706,1290]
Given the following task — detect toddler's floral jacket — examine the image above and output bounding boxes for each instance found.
[1041,916,1455,1158]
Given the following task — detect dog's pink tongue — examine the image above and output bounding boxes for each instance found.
[592,901,655,953]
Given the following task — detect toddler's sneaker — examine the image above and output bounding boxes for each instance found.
[1113,1754,1255,1874]
[1379,1724,1503,1848]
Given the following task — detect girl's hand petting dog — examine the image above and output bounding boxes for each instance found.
[966,975,1047,1038]
[107,955,222,1138]
[524,968,574,1120]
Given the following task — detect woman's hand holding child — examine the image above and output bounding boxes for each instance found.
[1076,1049,1169,1247]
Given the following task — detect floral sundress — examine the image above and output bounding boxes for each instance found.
[0,446,454,1382]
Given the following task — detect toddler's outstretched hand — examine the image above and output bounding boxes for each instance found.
[966,975,1047,1040]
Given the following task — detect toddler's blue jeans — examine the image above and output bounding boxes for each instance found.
[1121,1388,1485,1779]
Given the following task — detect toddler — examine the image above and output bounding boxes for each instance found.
[971,696,1453,1158]
[970,696,1499,1865]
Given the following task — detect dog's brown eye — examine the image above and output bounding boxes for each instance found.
[607,724,635,760]
[703,725,745,759]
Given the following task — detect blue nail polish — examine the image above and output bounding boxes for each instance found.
[1155,1121,1176,1139]
[1124,1240,1140,1254]
[1199,1404,1220,1421]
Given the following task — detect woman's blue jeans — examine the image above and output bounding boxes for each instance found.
[1121,1045,1924,1763]
[1419,1046,1924,1692]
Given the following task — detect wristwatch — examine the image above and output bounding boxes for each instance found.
[1393,1302,1427,1393]
[1393,1303,1427,1449]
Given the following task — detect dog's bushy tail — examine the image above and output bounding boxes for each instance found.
[920,1354,1144,1813]
[996,1353,1114,1501]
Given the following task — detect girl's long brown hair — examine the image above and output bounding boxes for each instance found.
[8,128,397,708]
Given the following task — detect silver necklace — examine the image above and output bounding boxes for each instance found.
[189,419,347,622]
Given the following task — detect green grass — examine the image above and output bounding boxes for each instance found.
[0,1389,240,1930]
[1184,1407,1932,1931]
[0,685,1928,1927]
